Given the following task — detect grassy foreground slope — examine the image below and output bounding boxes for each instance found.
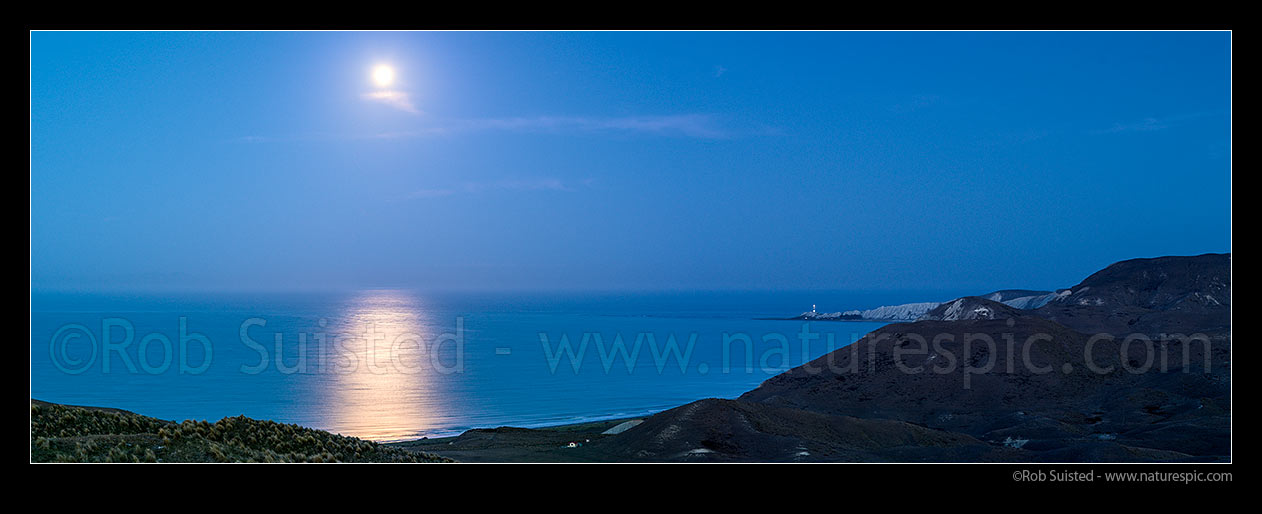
[30,400,452,463]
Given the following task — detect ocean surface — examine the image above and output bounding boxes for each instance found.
[30,289,957,441]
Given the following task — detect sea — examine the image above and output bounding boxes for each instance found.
[30,289,960,441]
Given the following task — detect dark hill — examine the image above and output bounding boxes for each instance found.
[31,400,452,463]
[598,254,1230,462]
[736,315,1228,459]
[1035,253,1230,335]
[919,296,1023,321]
[981,289,1053,302]
[588,398,1006,462]
[1050,253,1229,310]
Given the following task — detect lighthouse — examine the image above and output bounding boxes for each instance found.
[812,304,817,314]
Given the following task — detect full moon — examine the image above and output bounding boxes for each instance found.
[371,65,395,87]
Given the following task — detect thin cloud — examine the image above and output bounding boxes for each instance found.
[1090,112,1217,135]
[482,178,574,192]
[236,114,766,142]
[889,94,940,114]
[977,128,1053,148]
[456,114,731,139]
[1094,117,1169,134]
[362,90,420,114]
[404,177,585,201]
[404,188,456,199]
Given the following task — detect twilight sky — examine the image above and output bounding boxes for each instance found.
[30,31,1231,292]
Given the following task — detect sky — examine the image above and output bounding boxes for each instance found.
[30,31,1231,293]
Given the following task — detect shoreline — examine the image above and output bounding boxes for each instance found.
[384,416,648,463]
[754,316,916,322]
[30,396,661,446]
[387,415,646,445]
[378,411,660,444]
[30,399,452,463]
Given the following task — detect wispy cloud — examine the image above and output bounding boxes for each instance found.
[236,113,771,143]
[453,114,732,139]
[1093,117,1169,134]
[977,128,1052,148]
[404,188,457,199]
[890,94,940,114]
[362,90,420,114]
[403,177,587,201]
[1090,112,1217,135]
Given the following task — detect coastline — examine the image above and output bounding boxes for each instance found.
[30,398,654,463]
[385,416,647,463]
[30,399,453,463]
[376,411,661,443]
[754,316,918,322]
